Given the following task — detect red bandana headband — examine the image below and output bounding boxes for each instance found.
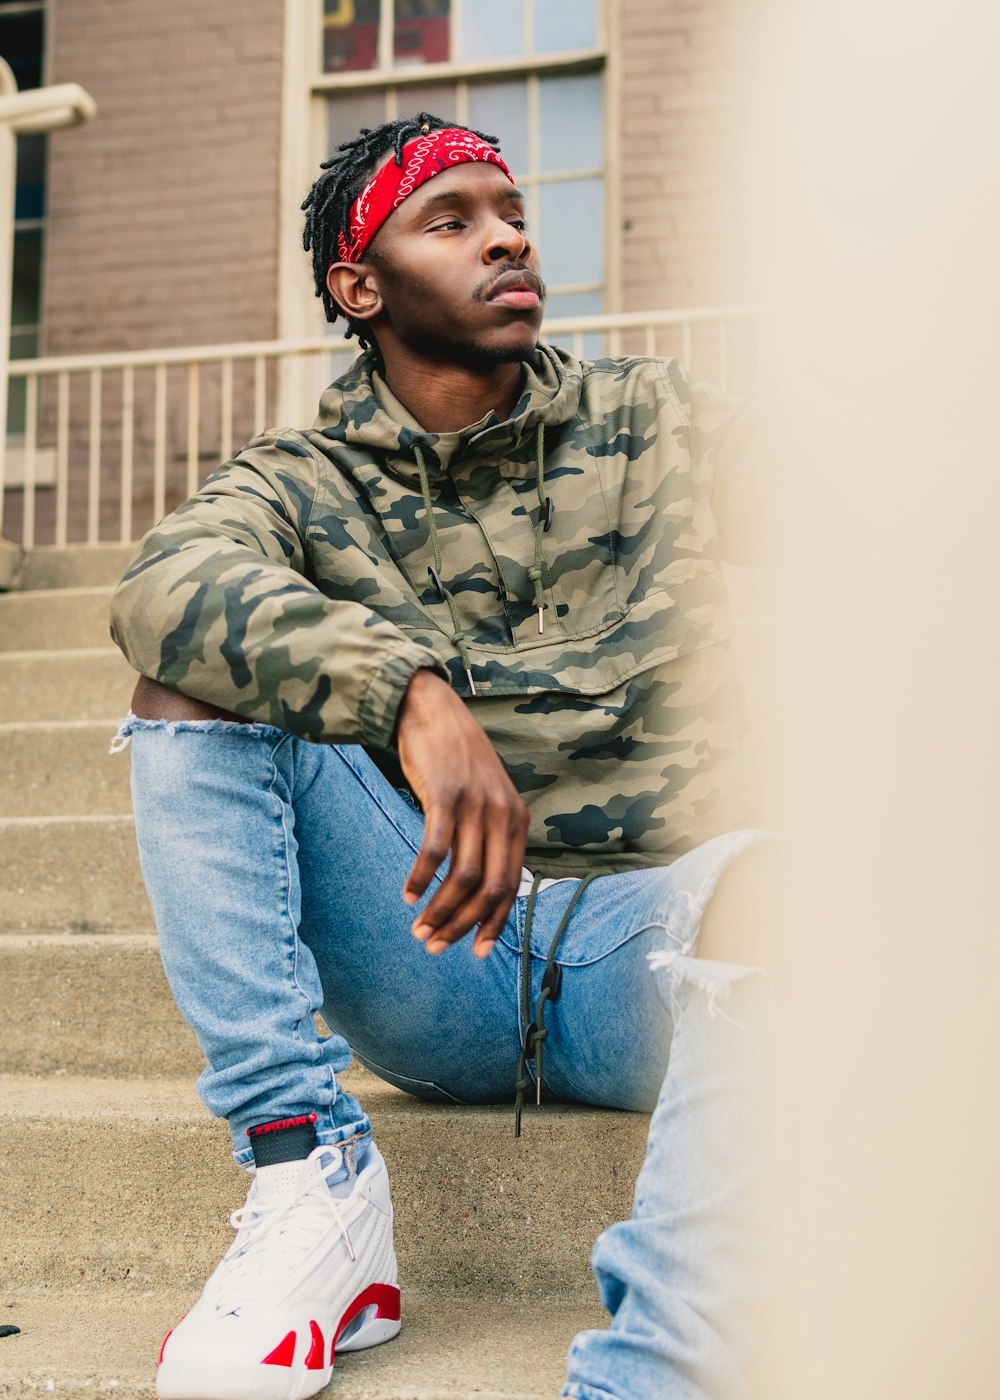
[335,127,514,265]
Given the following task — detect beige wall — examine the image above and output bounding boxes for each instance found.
[42,0,284,355]
[618,0,752,311]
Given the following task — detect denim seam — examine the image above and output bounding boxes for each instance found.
[331,745,425,863]
[267,736,340,1118]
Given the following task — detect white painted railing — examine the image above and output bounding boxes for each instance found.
[0,306,760,549]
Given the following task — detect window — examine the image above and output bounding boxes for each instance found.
[0,0,47,434]
[315,0,608,326]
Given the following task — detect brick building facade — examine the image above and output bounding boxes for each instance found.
[39,0,750,355]
[2,0,754,544]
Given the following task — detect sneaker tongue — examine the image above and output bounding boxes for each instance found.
[253,1158,308,1202]
[247,1113,318,1169]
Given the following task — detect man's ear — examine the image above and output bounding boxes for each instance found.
[326,262,383,324]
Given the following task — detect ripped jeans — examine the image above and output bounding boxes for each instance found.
[117,715,773,1400]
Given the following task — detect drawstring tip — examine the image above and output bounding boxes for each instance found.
[514,1108,522,1138]
[466,668,477,696]
[536,1078,542,1106]
[537,606,544,635]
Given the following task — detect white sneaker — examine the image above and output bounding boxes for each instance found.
[156,1142,400,1400]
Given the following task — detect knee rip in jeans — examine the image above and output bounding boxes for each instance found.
[109,712,276,754]
[647,938,766,1028]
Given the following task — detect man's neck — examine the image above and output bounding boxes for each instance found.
[379,355,524,433]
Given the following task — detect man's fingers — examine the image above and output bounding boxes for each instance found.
[404,805,454,906]
[413,802,487,944]
[421,798,528,956]
[472,802,530,958]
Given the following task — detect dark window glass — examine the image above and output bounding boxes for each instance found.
[323,0,381,73]
[394,0,450,67]
[0,8,44,90]
[11,227,42,330]
[14,131,46,219]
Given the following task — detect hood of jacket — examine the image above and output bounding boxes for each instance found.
[311,340,584,485]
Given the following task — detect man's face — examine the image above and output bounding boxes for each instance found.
[363,161,547,369]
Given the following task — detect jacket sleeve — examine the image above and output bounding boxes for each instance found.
[670,365,780,568]
[109,440,445,748]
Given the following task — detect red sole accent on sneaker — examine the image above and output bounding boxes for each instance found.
[158,1329,173,1366]
[304,1319,326,1371]
[261,1328,297,1367]
[332,1283,401,1360]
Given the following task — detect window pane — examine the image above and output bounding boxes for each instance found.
[11,227,42,329]
[10,327,39,359]
[394,0,450,67]
[326,90,387,154]
[543,290,603,317]
[538,178,603,285]
[15,131,46,221]
[459,0,524,61]
[7,330,38,434]
[467,80,528,175]
[543,290,605,358]
[537,71,603,173]
[533,0,597,54]
[396,83,458,125]
[0,8,44,90]
[323,0,380,74]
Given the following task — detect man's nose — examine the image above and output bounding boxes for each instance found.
[484,220,530,263]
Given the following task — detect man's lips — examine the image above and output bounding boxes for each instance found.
[483,269,545,310]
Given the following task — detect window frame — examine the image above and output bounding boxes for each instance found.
[2,0,49,442]
[278,0,621,342]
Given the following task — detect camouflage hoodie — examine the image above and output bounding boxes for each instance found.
[110,341,758,878]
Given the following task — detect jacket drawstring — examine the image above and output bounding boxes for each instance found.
[414,423,554,691]
[528,422,552,635]
[414,443,478,695]
[514,870,601,1137]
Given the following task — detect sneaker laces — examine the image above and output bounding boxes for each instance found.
[214,1145,356,1314]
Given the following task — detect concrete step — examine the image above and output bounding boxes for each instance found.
[0,814,151,935]
[1,934,378,1080]
[1,1074,646,1298]
[0,721,132,818]
[1,934,201,1077]
[0,586,113,652]
[19,544,136,591]
[0,648,135,723]
[0,1288,604,1398]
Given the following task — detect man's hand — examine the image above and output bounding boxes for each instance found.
[395,668,529,959]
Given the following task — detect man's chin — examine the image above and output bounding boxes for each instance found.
[438,334,539,370]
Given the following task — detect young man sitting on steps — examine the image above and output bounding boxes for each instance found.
[110,114,776,1400]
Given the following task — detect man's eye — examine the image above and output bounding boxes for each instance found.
[510,219,527,231]
[432,219,465,231]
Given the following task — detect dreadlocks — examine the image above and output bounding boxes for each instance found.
[301,112,502,346]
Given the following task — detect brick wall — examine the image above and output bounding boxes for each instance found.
[43,0,284,355]
[618,0,754,313]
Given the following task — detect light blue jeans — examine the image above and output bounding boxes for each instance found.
[117,716,772,1400]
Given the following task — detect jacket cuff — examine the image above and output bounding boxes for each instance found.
[356,644,448,750]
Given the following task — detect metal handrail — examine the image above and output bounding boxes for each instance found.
[0,306,761,548]
[6,306,759,377]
